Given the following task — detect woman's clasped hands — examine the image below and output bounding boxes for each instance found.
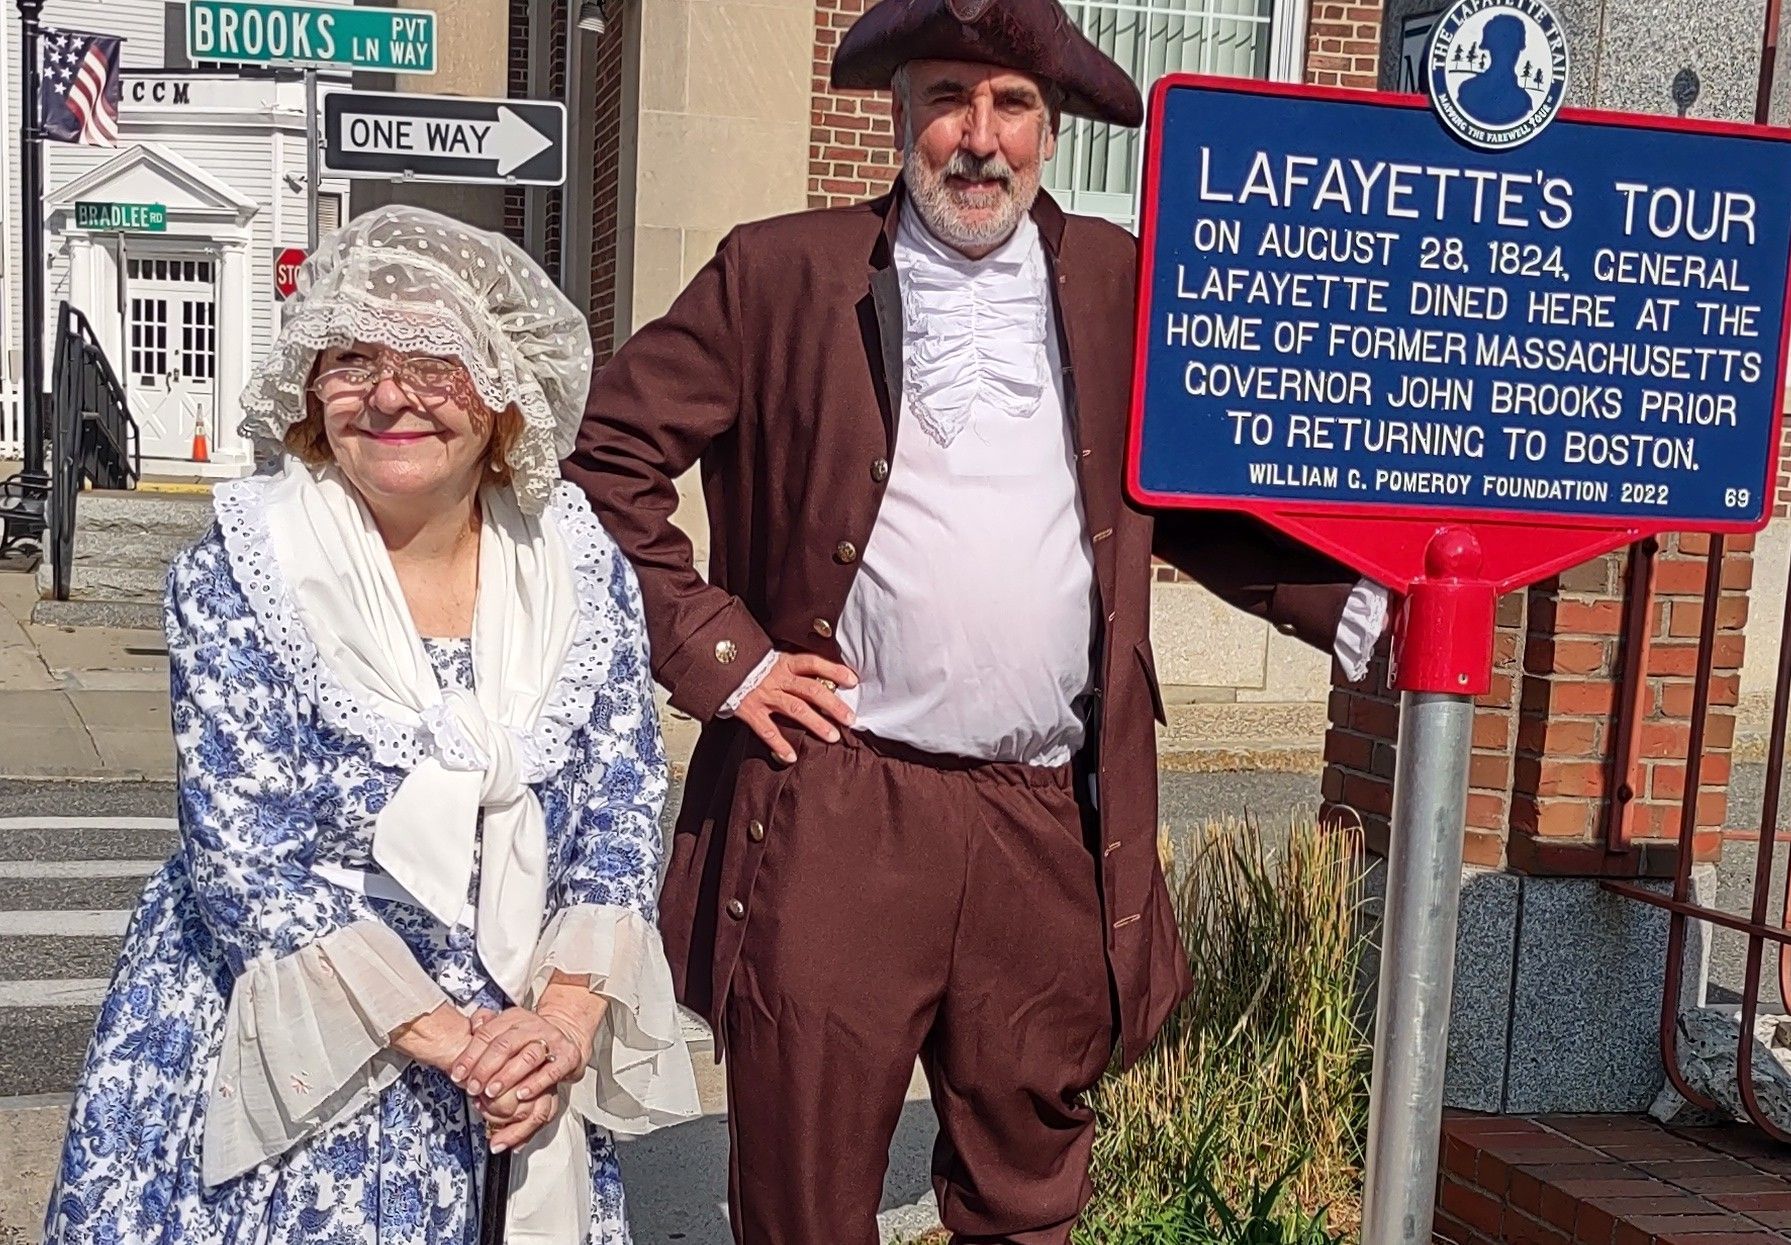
[391,972,609,1153]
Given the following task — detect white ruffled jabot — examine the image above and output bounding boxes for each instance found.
[895,210,1051,449]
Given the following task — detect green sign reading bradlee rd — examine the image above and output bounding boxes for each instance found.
[187,0,437,74]
[75,202,167,233]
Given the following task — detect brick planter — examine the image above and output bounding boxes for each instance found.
[1439,1112,1791,1243]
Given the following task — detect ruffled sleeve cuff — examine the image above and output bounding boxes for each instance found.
[530,904,701,1135]
[201,920,448,1187]
[1334,578,1391,684]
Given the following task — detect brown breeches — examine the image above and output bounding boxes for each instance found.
[722,730,1114,1245]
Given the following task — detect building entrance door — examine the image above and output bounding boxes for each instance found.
[123,252,218,462]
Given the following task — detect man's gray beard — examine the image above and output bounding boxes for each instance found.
[902,144,1042,254]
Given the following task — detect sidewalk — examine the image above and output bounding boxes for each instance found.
[1,1067,942,1245]
[0,559,174,782]
[0,557,937,1243]
[0,558,704,783]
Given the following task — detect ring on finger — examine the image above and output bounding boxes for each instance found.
[537,1037,556,1065]
[816,678,836,692]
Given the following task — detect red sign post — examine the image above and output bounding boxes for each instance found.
[1130,67,1791,1243]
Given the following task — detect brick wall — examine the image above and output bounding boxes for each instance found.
[542,2,568,287]
[1438,1112,1791,1243]
[810,0,902,208]
[1506,536,1747,872]
[1323,539,1749,875]
[1779,425,1790,517]
[1304,1,1381,90]
[503,0,530,245]
[588,2,626,362]
[502,1,566,282]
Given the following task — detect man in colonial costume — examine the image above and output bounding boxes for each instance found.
[568,1,1385,1239]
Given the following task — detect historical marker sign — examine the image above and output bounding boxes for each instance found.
[321,91,566,186]
[187,0,436,74]
[1128,77,1791,591]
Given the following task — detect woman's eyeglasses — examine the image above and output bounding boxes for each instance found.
[311,354,466,406]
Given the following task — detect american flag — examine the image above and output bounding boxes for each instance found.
[40,29,122,147]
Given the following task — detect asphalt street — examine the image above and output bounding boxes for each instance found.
[13,763,1791,1098]
[6,761,1790,1245]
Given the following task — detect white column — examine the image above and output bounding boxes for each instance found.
[72,235,125,369]
[214,239,252,468]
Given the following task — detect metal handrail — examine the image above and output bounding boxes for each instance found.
[47,301,139,600]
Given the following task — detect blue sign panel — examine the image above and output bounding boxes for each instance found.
[1130,80,1791,530]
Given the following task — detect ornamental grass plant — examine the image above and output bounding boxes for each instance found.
[1072,818,1373,1243]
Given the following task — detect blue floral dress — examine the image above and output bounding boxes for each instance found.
[43,479,683,1245]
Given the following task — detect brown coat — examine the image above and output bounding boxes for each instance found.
[566,187,1355,1065]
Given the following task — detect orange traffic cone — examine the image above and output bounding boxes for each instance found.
[191,415,209,464]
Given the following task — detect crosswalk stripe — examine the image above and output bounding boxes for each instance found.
[0,978,110,1007]
[0,817,177,833]
[0,860,164,879]
[0,910,131,937]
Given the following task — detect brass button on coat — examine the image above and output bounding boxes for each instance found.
[726,899,746,920]
[714,639,738,664]
[835,541,858,564]
[870,458,890,483]
[812,618,833,638]
[748,819,766,843]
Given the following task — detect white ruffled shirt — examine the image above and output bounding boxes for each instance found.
[829,212,1097,766]
[724,214,1389,761]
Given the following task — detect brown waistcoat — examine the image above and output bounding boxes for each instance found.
[565,186,1354,1066]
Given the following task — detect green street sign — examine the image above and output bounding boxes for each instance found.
[187,0,437,74]
[74,202,167,232]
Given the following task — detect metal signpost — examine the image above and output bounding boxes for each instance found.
[321,91,567,186]
[1128,44,1791,1245]
[186,0,438,248]
[14,0,45,494]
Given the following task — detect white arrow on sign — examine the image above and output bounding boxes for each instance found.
[340,105,553,175]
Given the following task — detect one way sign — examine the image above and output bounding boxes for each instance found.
[322,91,566,186]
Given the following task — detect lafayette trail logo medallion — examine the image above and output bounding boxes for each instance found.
[1426,0,1568,150]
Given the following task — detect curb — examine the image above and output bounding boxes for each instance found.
[0,1093,70,1113]
[133,482,214,496]
[0,769,170,784]
[876,1196,942,1243]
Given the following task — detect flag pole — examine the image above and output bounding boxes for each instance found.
[15,0,45,488]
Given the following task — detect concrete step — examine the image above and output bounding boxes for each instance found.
[30,491,214,617]
[64,490,212,539]
[66,524,200,571]
[29,598,163,630]
[35,564,165,604]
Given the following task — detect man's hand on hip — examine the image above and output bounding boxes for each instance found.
[730,652,858,764]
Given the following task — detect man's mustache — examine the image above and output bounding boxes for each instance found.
[942,152,1015,186]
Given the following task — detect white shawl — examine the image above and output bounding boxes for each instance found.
[265,460,573,1005]
[234,458,686,1242]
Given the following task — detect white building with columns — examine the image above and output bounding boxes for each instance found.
[34,69,349,476]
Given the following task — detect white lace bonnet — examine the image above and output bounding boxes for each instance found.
[239,205,594,513]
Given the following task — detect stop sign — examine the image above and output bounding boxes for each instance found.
[273,247,307,301]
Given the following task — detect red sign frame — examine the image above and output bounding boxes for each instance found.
[1125,75,1791,599]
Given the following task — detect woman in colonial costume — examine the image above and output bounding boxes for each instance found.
[44,204,697,1245]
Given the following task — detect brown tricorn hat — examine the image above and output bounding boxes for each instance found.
[831,0,1145,128]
